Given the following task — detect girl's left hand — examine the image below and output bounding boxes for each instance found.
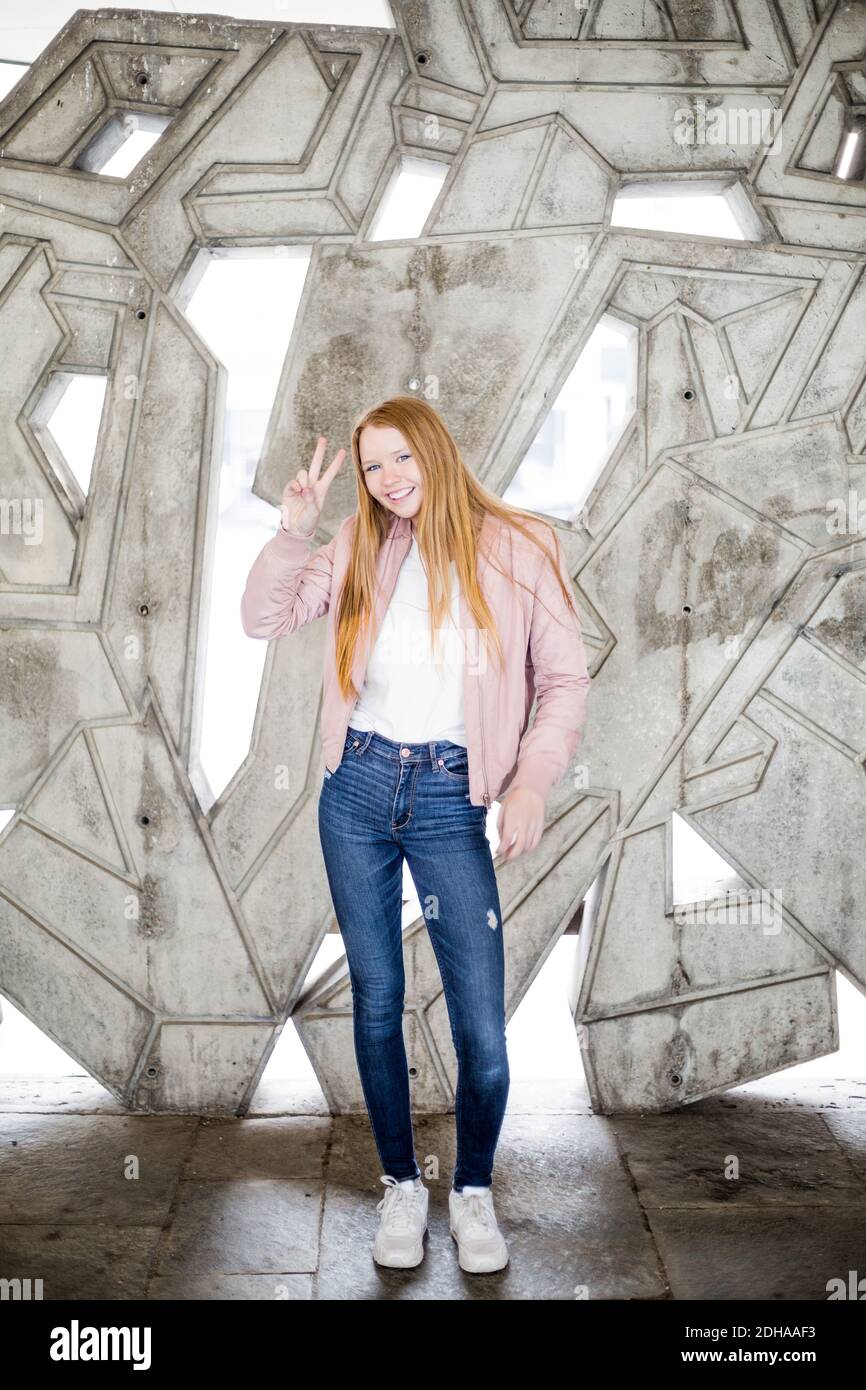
[497,787,545,861]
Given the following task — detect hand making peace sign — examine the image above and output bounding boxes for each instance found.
[280,436,347,538]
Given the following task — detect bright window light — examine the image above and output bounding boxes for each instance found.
[31,372,107,505]
[833,122,866,180]
[179,248,312,812]
[99,127,164,177]
[368,155,447,241]
[672,810,751,905]
[43,375,107,495]
[75,111,173,177]
[612,186,750,240]
[0,60,28,99]
[505,933,585,1081]
[0,993,90,1078]
[504,313,637,520]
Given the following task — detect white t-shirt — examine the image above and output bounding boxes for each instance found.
[348,535,467,745]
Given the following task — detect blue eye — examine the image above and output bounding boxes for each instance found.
[365,452,410,472]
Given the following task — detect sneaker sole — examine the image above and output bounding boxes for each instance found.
[449,1227,509,1273]
[373,1226,428,1269]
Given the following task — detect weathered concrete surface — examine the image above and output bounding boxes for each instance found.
[0,3,865,1115]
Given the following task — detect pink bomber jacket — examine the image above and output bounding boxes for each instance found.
[240,508,591,808]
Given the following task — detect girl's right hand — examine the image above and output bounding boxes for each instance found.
[280,436,347,538]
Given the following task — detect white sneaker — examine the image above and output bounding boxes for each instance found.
[372,1175,429,1268]
[449,1184,509,1273]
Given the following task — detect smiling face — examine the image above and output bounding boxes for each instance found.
[358,423,423,521]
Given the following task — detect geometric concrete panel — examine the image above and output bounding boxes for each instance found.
[582,974,837,1113]
[1,2,865,1116]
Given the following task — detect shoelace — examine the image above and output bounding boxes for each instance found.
[377,1178,421,1232]
[456,1192,497,1235]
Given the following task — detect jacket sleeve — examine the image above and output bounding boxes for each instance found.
[240,520,341,640]
[505,530,591,803]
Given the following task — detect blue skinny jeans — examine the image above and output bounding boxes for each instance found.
[317,725,510,1192]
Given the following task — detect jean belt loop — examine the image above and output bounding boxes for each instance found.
[428,739,437,772]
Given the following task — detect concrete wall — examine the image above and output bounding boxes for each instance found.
[1,2,865,1114]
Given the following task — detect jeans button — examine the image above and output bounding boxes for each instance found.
[400,747,410,757]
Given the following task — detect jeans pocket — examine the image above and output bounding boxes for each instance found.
[438,747,469,780]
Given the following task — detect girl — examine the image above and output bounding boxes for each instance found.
[241,396,591,1274]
